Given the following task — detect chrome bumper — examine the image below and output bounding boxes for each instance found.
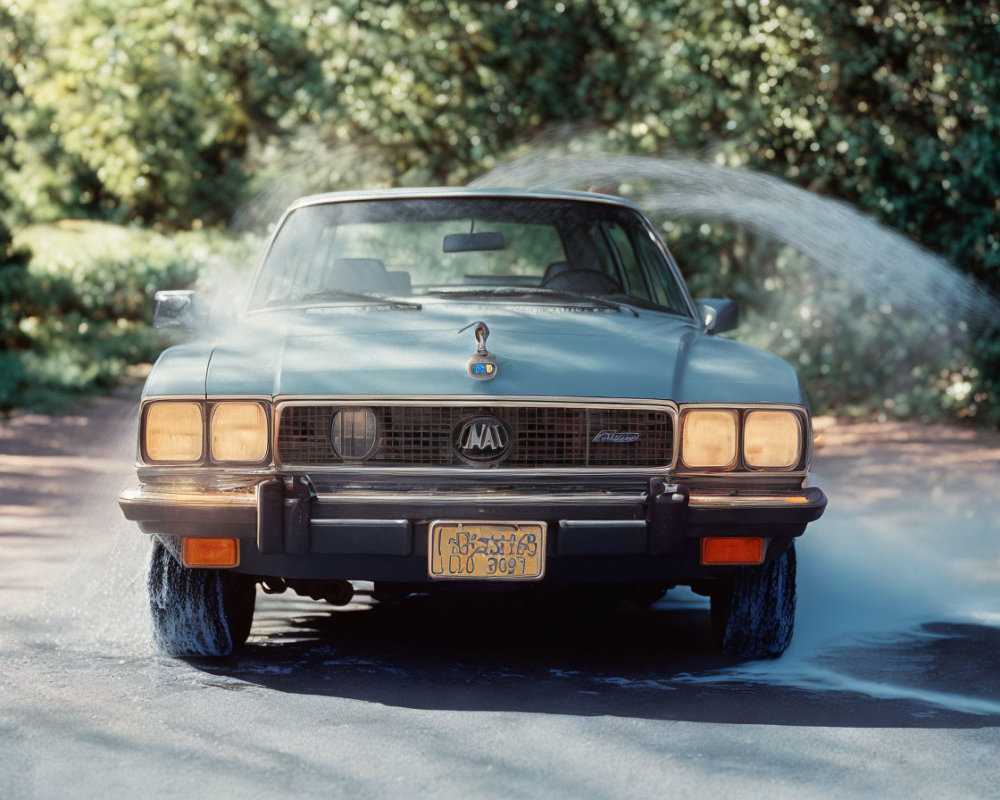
[119,479,827,554]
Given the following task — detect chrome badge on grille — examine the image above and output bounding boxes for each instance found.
[591,430,640,444]
[455,416,512,463]
[467,321,498,380]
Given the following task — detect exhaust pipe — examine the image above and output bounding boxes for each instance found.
[261,577,287,595]
[286,579,355,605]
[324,580,355,606]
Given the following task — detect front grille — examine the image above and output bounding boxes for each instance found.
[276,403,673,469]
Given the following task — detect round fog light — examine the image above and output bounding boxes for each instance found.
[331,407,378,460]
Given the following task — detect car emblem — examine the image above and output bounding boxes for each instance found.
[592,430,640,444]
[455,416,512,462]
[467,321,498,379]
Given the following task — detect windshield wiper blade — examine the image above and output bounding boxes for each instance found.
[539,289,640,317]
[425,286,638,316]
[287,289,422,310]
[424,287,537,297]
[604,293,687,317]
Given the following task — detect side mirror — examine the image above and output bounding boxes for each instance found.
[153,290,198,329]
[698,298,739,334]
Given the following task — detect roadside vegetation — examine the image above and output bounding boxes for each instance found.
[4,222,255,410]
[1,1,997,424]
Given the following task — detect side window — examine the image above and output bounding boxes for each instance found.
[636,232,688,313]
[602,222,650,299]
[582,221,617,274]
[255,211,332,304]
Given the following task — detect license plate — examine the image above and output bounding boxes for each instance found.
[428,520,547,580]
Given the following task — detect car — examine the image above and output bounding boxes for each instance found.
[119,187,827,659]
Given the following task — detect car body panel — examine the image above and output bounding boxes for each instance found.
[146,304,806,405]
[283,186,648,214]
[141,342,216,400]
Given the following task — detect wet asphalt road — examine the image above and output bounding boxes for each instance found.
[1,392,998,798]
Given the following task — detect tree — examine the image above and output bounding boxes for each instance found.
[0,0,33,407]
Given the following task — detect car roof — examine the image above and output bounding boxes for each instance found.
[288,186,642,212]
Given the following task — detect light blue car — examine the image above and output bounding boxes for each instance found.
[120,188,826,658]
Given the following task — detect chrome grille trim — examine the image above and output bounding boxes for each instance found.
[314,491,646,505]
[274,397,676,473]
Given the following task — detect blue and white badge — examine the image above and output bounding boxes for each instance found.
[467,321,499,380]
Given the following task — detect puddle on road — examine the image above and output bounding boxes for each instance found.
[672,617,1000,717]
[32,397,153,660]
[668,479,1000,717]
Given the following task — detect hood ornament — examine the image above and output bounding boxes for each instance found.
[466,321,498,380]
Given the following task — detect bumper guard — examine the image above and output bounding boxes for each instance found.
[119,478,827,560]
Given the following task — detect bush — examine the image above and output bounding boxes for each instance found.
[5,0,999,424]
[670,224,994,425]
[1,221,256,411]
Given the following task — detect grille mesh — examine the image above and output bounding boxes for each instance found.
[277,404,672,468]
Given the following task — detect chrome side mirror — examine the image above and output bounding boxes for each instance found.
[153,290,197,329]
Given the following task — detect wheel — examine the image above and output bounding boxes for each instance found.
[147,539,256,657]
[710,542,796,659]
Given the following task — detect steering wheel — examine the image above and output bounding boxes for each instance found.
[540,268,623,295]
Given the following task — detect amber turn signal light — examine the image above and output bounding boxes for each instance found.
[182,537,239,568]
[701,537,764,565]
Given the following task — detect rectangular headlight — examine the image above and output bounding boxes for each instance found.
[145,401,204,462]
[743,410,801,469]
[210,402,268,463]
[681,409,738,468]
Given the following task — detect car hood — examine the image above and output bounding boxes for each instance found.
[146,302,806,405]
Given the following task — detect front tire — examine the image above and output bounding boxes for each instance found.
[147,539,256,657]
[710,542,796,659]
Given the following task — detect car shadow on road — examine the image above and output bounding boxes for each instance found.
[193,592,1000,730]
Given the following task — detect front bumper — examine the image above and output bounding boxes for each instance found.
[119,477,827,583]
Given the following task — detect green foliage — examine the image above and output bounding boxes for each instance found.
[13,0,319,226]
[1,222,253,411]
[967,322,1000,428]
[4,0,999,423]
[658,216,996,423]
[1,0,34,408]
[14,0,1000,285]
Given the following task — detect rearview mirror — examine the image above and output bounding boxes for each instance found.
[443,232,506,253]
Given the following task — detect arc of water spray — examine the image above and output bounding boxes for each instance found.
[473,153,1000,326]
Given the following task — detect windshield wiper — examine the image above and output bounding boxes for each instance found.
[425,286,639,317]
[603,293,688,317]
[282,289,422,310]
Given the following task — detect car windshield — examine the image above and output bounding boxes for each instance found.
[247,196,693,316]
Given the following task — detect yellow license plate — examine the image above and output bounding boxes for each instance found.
[428,521,547,580]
